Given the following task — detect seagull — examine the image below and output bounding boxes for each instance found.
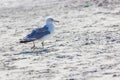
[20,18,59,49]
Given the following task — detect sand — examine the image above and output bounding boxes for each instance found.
[0,0,120,80]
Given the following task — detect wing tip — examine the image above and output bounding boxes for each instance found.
[19,39,27,43]
[19,39,35,43]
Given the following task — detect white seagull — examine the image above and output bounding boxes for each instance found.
[20,18,59,49]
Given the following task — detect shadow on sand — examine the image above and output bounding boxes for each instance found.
[14,49,49,55]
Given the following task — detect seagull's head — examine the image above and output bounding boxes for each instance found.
[46,18,59,24]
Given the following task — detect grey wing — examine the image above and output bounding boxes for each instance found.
[24,28,50,41]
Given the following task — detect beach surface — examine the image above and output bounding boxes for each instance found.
[0,0,120,80]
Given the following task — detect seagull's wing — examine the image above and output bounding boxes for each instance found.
[23,26,50,42]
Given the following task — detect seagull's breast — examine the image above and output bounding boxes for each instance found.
[47,24,54,33]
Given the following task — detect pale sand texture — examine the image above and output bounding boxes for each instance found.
[0,0,120,80]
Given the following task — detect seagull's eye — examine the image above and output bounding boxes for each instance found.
[51,19,54,21]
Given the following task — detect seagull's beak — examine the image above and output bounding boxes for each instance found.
[54,20,59,23]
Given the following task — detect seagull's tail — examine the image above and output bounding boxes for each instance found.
[19,39,34,43]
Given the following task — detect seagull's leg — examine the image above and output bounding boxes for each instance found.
[41,41,44,49]
[31,41,35,49]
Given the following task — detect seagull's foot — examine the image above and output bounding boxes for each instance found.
[42,46,44,49]
[31,46,35,49]
[31,47,44,50]
[41,41,44,49]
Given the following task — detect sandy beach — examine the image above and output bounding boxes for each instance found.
[0,0,120,80]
